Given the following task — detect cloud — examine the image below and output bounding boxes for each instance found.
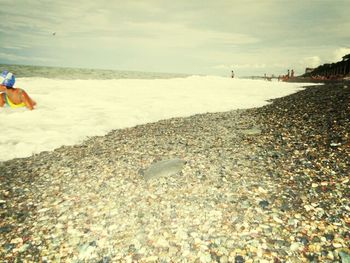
[299,56,322,68]
[333,47,350,61]
[0,52,55,63]
[1,0,349,75]
[120,22,259,49]
[2,44,32,50]
[213,63,266,70]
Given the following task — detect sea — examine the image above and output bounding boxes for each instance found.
[0,64,189,80]
[0,64,312,162]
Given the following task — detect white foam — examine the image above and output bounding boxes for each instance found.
[0,76,312,161]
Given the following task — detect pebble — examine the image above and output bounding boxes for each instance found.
[333,243,343,248]
[290,242,301,251]
[0,225,13,234]
[142,158,186,181]
[17,244,30,253]
[338,249,350,263]
[235,255,245,263]
[10,237,23,244]
[199,252,212,262]
[240,127,262,135]
[324,233,335,241]
[156,237,169,247]
[219,255,228,263]
[1,84,349,262]
[258,200,269,209]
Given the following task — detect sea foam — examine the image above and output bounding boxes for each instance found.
[0,76,312,161]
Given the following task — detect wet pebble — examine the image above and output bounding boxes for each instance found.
[258,200,269,209]
[235,255,245,263]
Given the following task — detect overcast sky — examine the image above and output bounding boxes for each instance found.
[1,0,350,76]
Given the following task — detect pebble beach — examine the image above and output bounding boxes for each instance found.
[1,83,349,262]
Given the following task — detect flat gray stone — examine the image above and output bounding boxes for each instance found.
[240,127,262,135]
[143,158,186,181]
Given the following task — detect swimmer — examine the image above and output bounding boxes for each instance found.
[0,71,36,110]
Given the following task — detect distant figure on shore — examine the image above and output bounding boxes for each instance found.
[0,71,36,110]
[231,70,235,78]
[287,69,290,78]
[291,69,294,78]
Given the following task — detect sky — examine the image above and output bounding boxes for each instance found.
[0,77,313,161]
[0,0,350,76]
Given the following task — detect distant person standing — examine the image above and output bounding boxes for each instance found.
[291,69,294,77]
[0,71,36,110]
[231,70,235,78]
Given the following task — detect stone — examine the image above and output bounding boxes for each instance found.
[338,249,350,263]
[156,237,170,247]
[220,255,229,263]
[78,244,96,260]
[290,242,300,251]
[298,236,309,246]
[0,224,13,234]
[333,243,342,248]
[240,127,262,135]
[259,200,269,209]
[10,237,23,244]
[18,244,30,253]
[235,255,245,263]
[199,252,212,263]
[142,158,186,181]
[324,233,334,241]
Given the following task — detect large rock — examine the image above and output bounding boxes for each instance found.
[142,158,186,181]
[240,127,262,135]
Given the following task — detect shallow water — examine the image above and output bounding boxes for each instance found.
[0,65,314,162]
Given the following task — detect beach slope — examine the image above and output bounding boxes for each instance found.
[0,84,349,262]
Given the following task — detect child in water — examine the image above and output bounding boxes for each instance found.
[0,71,36,110]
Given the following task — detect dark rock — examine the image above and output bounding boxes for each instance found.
[210,252,220,262]
[258,200,269,209]
[89,241,97,247]
[274,239,290,247]
[306,253,316,262]
[324,233,334,241]
[280,201,291,212]
[269,151,282,159]
[128,244,136,253]
[321,250,328,256]
[235,255,245,263]
[312,236,321,243]
[2,243,15,252]
[97,256,111,263]
[297,236,309,245]
[0,224,13,234]
[342,231,350,239]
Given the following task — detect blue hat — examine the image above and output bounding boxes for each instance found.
[2,71,15,87]
[1,70,8,77]
[0,70,8,83]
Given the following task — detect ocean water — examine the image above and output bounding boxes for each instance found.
[0,64,189,80]
[0,64,315,162]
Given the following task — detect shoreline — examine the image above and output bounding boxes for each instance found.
[285,76,350,85]
[0,83,349,262]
